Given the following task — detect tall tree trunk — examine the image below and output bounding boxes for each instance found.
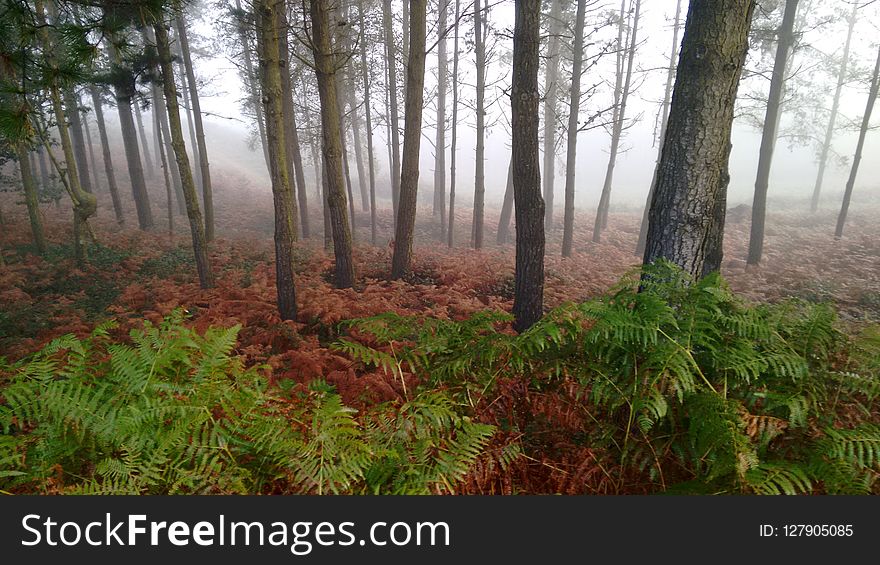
[235,0,271,172]
[175,10,215,242]
[811,2,857,213]
[154,101,174,236]
[132,100,155,178]
[63,89,93,194]
[310,0,355,288]
[542,0,563,231]
[359,0,378,245]
[391,0,427,279]
[512,0,544,333]
[382,0,401,221]
[256,0,299,319]
[471,0,486,249]
[561,0,587,258]
[81,104,101,192]
[88,85,125,224]
[593,0,641,243]
[16,143,48,255]
[175,43,202,194]
[37,144,50,194]
[636,0,682,257]
[107,40,154,230]
[496,158,514,244]
[643,0,754,279]
[835,45,880,238]
[433,0,448,240]
[154,21,214,289]
[447,0,460,248]
[746,0,799,266]
[347,90,369,213]
[37,0,97,264]
[276,5,307,240]
[342,124,358,243]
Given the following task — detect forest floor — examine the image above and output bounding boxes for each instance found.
[2,172,878,493]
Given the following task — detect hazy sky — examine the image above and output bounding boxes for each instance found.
[171,0,879,214]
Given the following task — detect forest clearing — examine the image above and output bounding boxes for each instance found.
[1,0,879,496]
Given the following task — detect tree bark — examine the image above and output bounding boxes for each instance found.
[636,0,682,257]
[16,143,48,255]
[811,2,856,213]
[256,0,299,319]
[643,0,754,279]
[593,0,641,243]
[310,0,356,288]
[471,0,486,249]
[174,41,202,195]
[154,99,174,236]
[391,0,428,279]
[81,103,101,193]
[433,0,448,241]
[561,0,587,257]
[542,0,563,231]
[746,0,799,266]
[175,10,215,242]
[277,5,307,240]
[132,99,155,178]
[235,0,272,172]
[835,45,880,239]
[358,0,378,245]
[154,21,214,289]
[512,0,544,333]
[88,85,125,224]
[63,89,94,194]
[447,0,460,248]
[382,0,402,221]
[496,158,514,245]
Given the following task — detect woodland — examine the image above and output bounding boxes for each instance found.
[0,0,879,496]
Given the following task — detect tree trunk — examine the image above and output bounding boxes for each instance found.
[433,0,448,240]
[593,0,641,243]
[37,144,50,194]
[746,0,799,266]
[154,101,174,236]
[496,159,514,245]
[811,2,857,213]
[471,0,486,249]
[235,0,272,172]
[63,89,94,194]
[16,143,48,255]
[88,85,125,224]
[256,0,299,319]
[310,0,356,288]
[390,0,428,279]
[447,0,460,248]
[359,0,378,245]
[81,104,101,193]
[561,0,587,258]
[175,11,215,242]
[636,0,682,257]
[643,0,754,279]
[382,0,401,221]
[175,43,202,195]
[512,0,544,333]
[107,40,154,230]
[835,45,880,239]
[154,21,214,289]
[276,5,307,240]
[132,100,155,179]
[542,0,563,231]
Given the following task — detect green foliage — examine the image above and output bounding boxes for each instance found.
[338,262,880,495]
[138,246,196,280]
[0,311,494,494]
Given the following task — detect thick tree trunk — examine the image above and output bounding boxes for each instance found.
[643,0,754,279]
[154,21,214,289]
[310,0,356,288]
[359,0,378,245]
[542,0,563,231]
[835,45,880,238]
[175,11,215,242]
[496,159,514,245]
[433,0,448,241]
[63,89,93,194]
[132,100,155,178]
[636,0,682,257]
[471,0,486,249]
[561,0,587,258]
[382,0,402,221]
[256,0,299,319]
[512,0,544,333]
[88,86,125,224]
[108,40,154,230]
[447,0,460,248]
[391,0,428,279]
[746,0,799,266]
[593,0,641,243]
[811,2,857,213]
[235,0,271,172]
[16,143,48,255]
